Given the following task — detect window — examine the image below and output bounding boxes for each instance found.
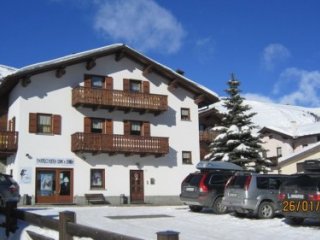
[130,80,142,92]
[182,151,192,164]
[90,169,105,189]
[276,147,282,157]
[37,114,52,133]
[262,150,267,158]
[29,113,61,135]
[317,135,320,142]
[91,118,104,133]
[91,76,104,88]
[181,108,190,121]
[130,121,142,135]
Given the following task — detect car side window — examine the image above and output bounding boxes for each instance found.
[269,178,281,190]
[257,177,269,189]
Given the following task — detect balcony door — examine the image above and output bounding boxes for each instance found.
[130,170,144,203]
[36,168,73,204]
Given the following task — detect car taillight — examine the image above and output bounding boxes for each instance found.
[278,193,286,201]
[9,185,18,193]
[199,175,208,193]
[308,193,320,201]
[244,176,252,191]
[225,176,234,190]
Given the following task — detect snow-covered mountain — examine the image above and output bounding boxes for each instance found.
[0,64,17,81]
[207,100,320,131]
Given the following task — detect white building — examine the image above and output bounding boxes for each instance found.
[0,44,218,205]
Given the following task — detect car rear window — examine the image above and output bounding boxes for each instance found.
[283,175,320,189]
[0,175,14,184]
[207,174,225,185]
[186,174,203,187]
[228,176,247,189]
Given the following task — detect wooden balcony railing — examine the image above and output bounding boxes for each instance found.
[0,131,18,154]
[72,87,168,114]
[71,133,169,156]
[199,130,218,142]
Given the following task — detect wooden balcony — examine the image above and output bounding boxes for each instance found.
[199,130,218,142]
[72,87,168,115]
[71,133,169,157]
[0,131,18,155]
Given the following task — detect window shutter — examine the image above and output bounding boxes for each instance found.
[124,120,130,135]
[84,75,92,88]
[29,113,37,133]
[52,115,61,135]
[11,117,16,132]
[105,119,113,134]
[84,117,91,133]
[123,79,130,91]
[143,122,150,136]
[104,77,113,90]
[143,81,150,94]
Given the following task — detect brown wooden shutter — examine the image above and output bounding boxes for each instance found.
[123,79,130,91]
[84,75,92,88]
[52,115,61,135]
[124,120,130,135]
[29,113,37,133]
[11,117,16,132]
[143,81,150,94]
[104,77,113,90]
[143,122,150,136]
[105,119,113,134]
[84,117,91,133]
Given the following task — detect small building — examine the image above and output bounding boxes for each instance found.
[0,44,219,205]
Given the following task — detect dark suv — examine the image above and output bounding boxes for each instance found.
[180,170,236,214]
[278,174,320,225]
[0,173,20,208]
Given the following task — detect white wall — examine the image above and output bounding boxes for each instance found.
[7,54,200,199]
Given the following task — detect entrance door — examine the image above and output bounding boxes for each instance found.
[130,170,144,203]
[36,168,73,204]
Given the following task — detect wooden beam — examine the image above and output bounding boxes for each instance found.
[168,79,179,91]
[143,64,153,76]
[21,77,31,87]
[115,50,125,62]
[194,94,205,105]
[55,67,66,78]
[86,58,96,70]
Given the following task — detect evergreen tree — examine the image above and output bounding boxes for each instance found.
[206,74,269,172]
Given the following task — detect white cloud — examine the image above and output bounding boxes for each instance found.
[262,43,291,70]
[94,0,185,54]
[277,68,320,107]
[243,93,275,103]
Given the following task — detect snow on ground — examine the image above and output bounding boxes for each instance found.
[1,205,320,240]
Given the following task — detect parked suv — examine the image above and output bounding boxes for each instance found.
[0,173,20,208]
[180,170,236,214]
[222,172,289,219]
[278,174,320,225]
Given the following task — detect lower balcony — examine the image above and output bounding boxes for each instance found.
[0,131,18,156]
[71,133,169,157]
[199,130,218,143]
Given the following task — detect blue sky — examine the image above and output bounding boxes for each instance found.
[1,0,320,107]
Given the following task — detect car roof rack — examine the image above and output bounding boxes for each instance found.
[196,161,243,171]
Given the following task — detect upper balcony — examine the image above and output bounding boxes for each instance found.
[71,133,169,157]
[72,87,168,115]
[199,130,218,143]
[0,131,18,156]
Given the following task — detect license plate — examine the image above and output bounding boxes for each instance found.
[186,187,194,192]
[229,193,237,197]
[288,194,304,199]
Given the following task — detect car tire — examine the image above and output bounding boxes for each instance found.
[189,205,203,212]
[212,197,227,214]
[257,201,275,219]
[287,217,304,225]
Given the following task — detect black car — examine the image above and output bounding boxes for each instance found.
[0,173,20,208]
[278,174,320,225]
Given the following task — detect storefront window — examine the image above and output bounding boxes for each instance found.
[90,169,105,189]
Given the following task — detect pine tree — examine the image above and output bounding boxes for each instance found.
[206,74,269,172]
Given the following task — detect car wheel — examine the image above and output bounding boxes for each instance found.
[212,197,227,214]
[287,217,304,225]
[257,202,275,219]
[189,205,203,212]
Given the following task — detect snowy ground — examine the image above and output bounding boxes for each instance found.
[1,205,320,240]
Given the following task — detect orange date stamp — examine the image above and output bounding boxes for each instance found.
[282,200,320,212]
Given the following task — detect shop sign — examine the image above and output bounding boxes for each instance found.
[37,158,74,166]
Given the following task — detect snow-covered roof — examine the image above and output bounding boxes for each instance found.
[0,44,219,106]
[202,99,320,136]
[0,64,17,80]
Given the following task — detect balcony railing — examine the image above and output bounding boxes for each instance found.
[0,131,18,154]
[71,133,169,156]
[72,87,168,114]
[199,130,218,142]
